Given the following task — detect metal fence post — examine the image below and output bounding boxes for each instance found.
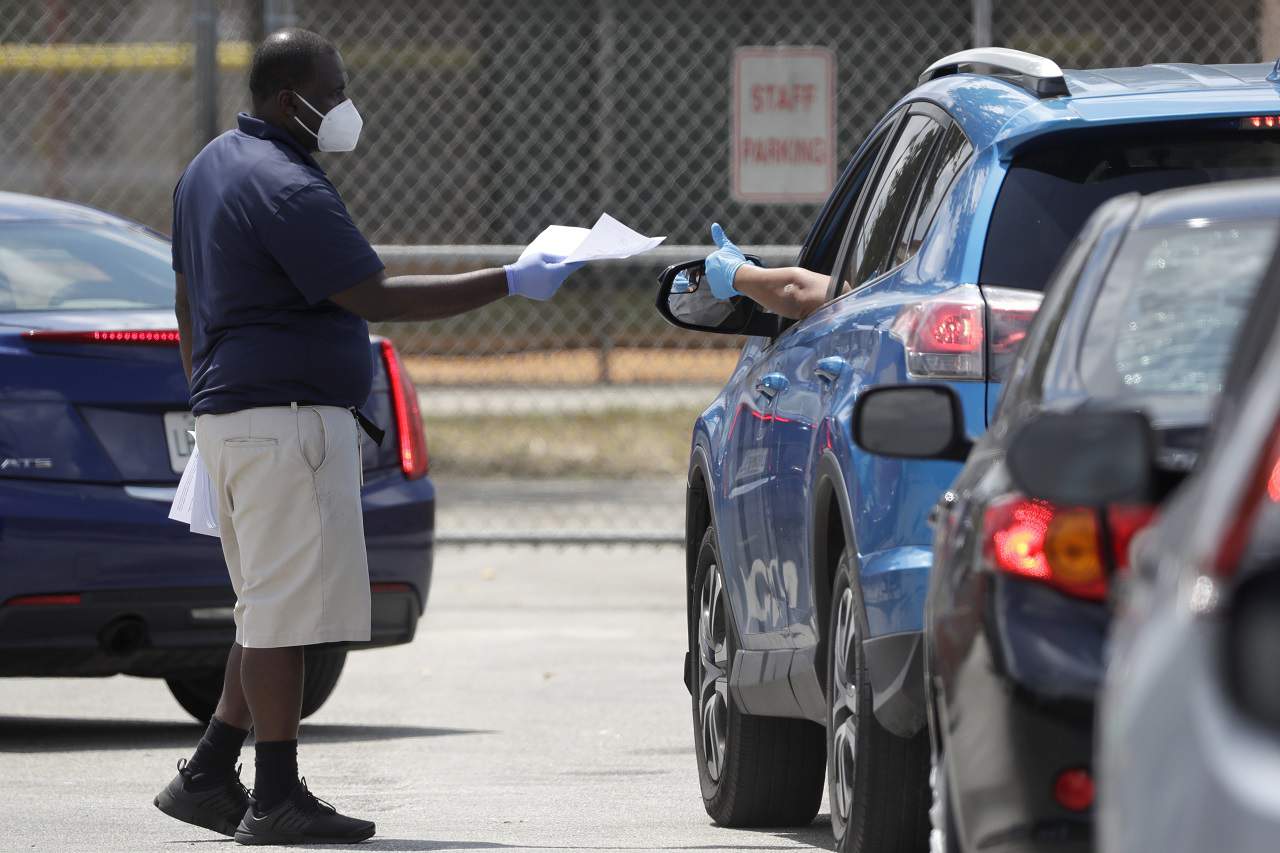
[972,0,993,48]
[595,0,618,384]
[193,0,218,149]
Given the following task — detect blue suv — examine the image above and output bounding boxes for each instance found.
[657,48,1280,852]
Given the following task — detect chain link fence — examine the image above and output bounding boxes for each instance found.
[0,0,1267,540]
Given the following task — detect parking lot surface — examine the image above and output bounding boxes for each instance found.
[0,545,833,852]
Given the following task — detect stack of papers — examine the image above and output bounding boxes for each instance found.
[169,431,219,537]
[517,213,665,265]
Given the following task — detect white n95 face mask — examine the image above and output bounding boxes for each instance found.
[292,91,363,152]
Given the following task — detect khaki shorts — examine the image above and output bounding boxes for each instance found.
[195,403,370,648]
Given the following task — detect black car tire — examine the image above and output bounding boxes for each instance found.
[690,526,826,827]
[828,548,930,852]
[165,647,348,724]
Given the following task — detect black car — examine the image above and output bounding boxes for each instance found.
[853,179,1280,852]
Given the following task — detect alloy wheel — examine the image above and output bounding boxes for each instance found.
[831,585,859,823]
[697,562,729,782]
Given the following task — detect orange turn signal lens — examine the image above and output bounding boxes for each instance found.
[1045,508,1105,588]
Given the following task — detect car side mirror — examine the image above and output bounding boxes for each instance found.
[1225,569,1280,729]
[852,385,972,462]
[1006,410,1154,505]
[655,258,781,337]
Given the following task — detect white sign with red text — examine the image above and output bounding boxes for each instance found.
[732,46,836,204]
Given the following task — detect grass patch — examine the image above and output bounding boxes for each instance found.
[423,406,704,479]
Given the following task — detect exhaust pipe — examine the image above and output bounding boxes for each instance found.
[98,616,148,656]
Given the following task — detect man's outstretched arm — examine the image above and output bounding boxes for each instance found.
[329,269,510,322]
[329,251,581,322]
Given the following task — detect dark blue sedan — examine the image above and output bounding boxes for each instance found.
[0,191,434,721]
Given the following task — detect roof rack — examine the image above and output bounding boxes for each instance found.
[919,47,1070,98]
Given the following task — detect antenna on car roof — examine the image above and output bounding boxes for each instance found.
[1267,58,1280,84]
[919,47,1070,98]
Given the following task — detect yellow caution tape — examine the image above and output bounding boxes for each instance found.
[0,41,252,71]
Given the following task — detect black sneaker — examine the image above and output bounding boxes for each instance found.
[234,778,375,846]
[154,759,252,837]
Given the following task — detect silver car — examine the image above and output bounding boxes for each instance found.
[1097,225,1280,853]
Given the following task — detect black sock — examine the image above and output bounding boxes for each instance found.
[184,716,250,788]
[253,739,299,814]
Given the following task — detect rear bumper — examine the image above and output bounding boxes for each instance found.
[0,469,434,677]
[947,684,1094,853]
[0,586,420,677]
[942,577,1102,853]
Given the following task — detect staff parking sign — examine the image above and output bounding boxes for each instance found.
[731,46,836,204]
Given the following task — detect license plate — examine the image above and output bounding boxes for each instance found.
[163,410,196,475]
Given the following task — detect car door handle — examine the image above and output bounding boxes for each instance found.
[755,373,789,400]
[815,356,846,384]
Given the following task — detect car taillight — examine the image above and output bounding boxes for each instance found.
[892,289,984,379]
[23,329,180,345]
[984,286,1043,383]
[379,339,429,480]
[4,593,81,606]
[1215,422,1280,576]
[983,494,1154,601]
[1107,505,1158,571]
[891,285,1041,381]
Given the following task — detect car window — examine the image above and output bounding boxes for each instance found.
[798,115,897,278]
[983,125,1280,292]
[845,113,944,288]
[0,221,173,311]
[894,124,973,268]
[1078,218,1279,409]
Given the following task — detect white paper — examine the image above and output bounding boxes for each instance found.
[518,225,591,262]
[168,431,220,537]
[519,213,665,265]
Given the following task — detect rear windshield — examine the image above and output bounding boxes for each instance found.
[0,221,173,312]
[982,124,1280,291]
[1078,218,1278,411]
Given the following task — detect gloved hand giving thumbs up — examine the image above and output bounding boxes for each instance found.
[697,220,830,320]
[703,222,756,300]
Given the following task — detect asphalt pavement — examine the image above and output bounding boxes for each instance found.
[0,545,834,852]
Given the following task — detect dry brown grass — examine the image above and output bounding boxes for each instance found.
[423,405,704,478]
[404,347,738,386]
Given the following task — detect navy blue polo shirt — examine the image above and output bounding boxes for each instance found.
[171,113,385,416]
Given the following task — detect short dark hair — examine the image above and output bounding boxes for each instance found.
[248,28,335,105]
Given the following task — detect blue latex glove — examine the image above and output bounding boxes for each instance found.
[703,222,747,300]
[504,252,586,301]
[671,269,694,293]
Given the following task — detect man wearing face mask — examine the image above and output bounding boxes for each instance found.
[153,29,577,846]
